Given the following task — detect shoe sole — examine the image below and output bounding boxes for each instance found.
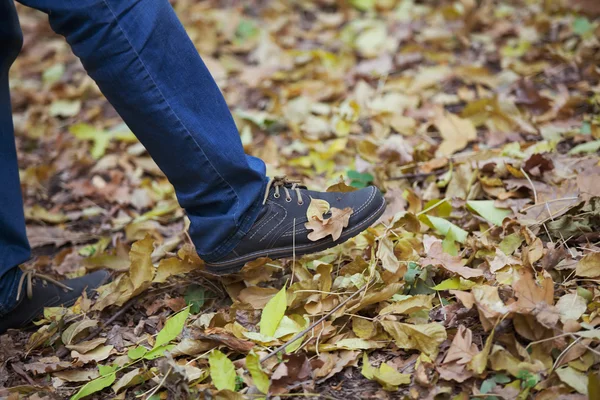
[205,196,387,275]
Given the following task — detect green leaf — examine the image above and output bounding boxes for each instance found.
[246,351,270,394]
[71,366,118,400]
[480,377,496,394]
[49,100,81,118]
[498,233,523,255]
[421,215,468,243]
[568,140,600,155]
[143,344,175,360]
[209,350,236,391]
[69,123,112,159]
[573,17,594,36]
[517,370,540,389]
[185,285,206,314]
[127,346,148,360]
[350,0,375,11]
[153,307,190,349]
[43,63,65,85]
[466,200,511,226]
[347,170,374,188]
[259,287,287,337]
[442,228,458,256]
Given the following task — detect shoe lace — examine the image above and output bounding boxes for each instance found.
[16,267,73,302]
[263,176,305,206]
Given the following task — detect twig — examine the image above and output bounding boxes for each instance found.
[389,170,446,181]
[520,167,538,204]
[139,366,172,399]
[520,197,580,213]
[259,282,371,364]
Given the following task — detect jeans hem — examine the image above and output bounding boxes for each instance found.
[199,177,267,263]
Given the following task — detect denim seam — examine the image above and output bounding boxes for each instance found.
[98,0,248,251]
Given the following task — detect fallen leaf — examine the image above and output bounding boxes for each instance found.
[361,353,411,391]
[576,252,600,278]
[381,321,447,358]
[422,240,483,279]
[209,350,237,391]
[260,286,287,337]
[434,109,477,156]
[305,207,354,241]
[556,293,587,324]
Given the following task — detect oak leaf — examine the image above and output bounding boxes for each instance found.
[305,207,353,241]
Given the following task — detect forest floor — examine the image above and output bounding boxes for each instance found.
[2,0,600,399]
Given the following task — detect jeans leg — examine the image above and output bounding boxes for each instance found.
[17,0,267,261]
[0,0,29,315]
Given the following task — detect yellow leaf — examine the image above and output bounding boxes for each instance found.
[376,236,399,274]
[260,287,287,337]
[153,257,198,283]
[209,350,236,391]
[468,329,494,375]
[434,109,477,156]
[129,236,155,295]
[576,253,600,278]
[361,354,411,391]
[379,295,434,315]
[381,321,447,358]
[246,351,270,394]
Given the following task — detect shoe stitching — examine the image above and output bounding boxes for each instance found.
[248,205,277,240]
[207,196,385,268]
[260,200,287,242]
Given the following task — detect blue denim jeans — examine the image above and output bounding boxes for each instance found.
[0,0,267,314]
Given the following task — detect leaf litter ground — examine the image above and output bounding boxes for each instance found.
[2,1,600,399]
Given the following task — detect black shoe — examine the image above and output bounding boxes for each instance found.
[205,177,386,274]
[0,270,110,334]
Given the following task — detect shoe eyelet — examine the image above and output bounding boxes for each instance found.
[298,201,304,205]
[285,197,292,202]
[273,193,280,199]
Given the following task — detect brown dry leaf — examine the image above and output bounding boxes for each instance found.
[66,337,106,353]
[434,109,477,156]
[71,345,113,364]
[313,350,359,381]
[237,286,279,309]
[270,354,313,395]
[53,369,99,382]
[191,328,255,353]
[443,325,478,365]
[305,207,353,241]
[512,269,554,314]
[422,240,483,279]
[472,285,509,331]
[23,357,72,375]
